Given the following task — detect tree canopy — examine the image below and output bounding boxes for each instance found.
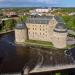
[62,15,75,31]
[2,19,16,31]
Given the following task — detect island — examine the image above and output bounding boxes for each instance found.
[15,15,67,49]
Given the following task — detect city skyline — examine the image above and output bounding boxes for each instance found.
[0,0,75,7]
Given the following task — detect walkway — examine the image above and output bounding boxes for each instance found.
[30,64,75,73]
[67,30,75,45]
[68,30,75,36]
[67,37,75,45]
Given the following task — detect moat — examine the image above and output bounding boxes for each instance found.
[0,32,75,75]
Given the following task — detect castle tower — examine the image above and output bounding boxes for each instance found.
[15,23,28,44]
[52,22,67,49]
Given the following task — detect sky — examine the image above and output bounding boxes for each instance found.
[0,0,75,7]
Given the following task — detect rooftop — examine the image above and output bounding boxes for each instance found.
[15,23,26,29]
[54,23,67,33]
[26,15,53,24]
[54,16,64,23]
[26,15,65,25]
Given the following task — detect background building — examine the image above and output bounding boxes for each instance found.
[3,11,17,17]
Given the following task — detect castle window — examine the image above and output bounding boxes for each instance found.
[40,25,41,27]
[46,31,47,33]
[43,33,44,35]
[33,32,34,36]
[40,28,41,31]
[43,29,45,31]
[33,28,34,30]
[40,33,41,35]
[35,28,36,30]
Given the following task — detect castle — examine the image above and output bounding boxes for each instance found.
[15,15,67,49]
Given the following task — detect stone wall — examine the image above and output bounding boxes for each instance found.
[52,32,67,48]
[15,29,27,43]
[26,18,57,42]
[15,16,67,49]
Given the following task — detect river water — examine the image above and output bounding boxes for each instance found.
[0,32,75,75]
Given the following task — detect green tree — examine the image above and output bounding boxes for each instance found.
[20,16,28,22]
[62,16,70,22]
[17,16,28,23]
[2,19,16,31]
[55,72,61,75]
[62,15,75,31]
[67,16,75,30]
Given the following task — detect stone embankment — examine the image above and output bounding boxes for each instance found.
[30,64,75,73]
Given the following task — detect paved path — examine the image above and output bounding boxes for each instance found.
[30,64,75,73]
[67,37,75,45]
[67,30,75,45]
[68,30,75,35]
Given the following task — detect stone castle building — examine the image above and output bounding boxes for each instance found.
[15,15,67,49]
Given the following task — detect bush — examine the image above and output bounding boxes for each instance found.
[62,15,75,31]
[55,73,61,75]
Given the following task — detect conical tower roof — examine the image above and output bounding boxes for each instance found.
[15,22,27,29]
[54,22,67,33]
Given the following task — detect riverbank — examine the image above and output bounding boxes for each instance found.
[16,39,71,49]
[15,40,54,49]
[16,40,69,49]
[0,30,14,35]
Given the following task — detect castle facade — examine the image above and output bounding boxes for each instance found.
[15,15,67,49]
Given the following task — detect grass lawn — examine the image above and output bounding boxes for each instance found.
[25,40,53,48]
[66,44,75,49]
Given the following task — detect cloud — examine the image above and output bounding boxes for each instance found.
[0,0,63,7]
[0,0,15,2]
[20,0,62,4]
[31,0,61,3]
[0,0,62,3]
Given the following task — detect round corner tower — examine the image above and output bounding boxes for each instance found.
[52,23,67,49]
[15,23,28,43]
